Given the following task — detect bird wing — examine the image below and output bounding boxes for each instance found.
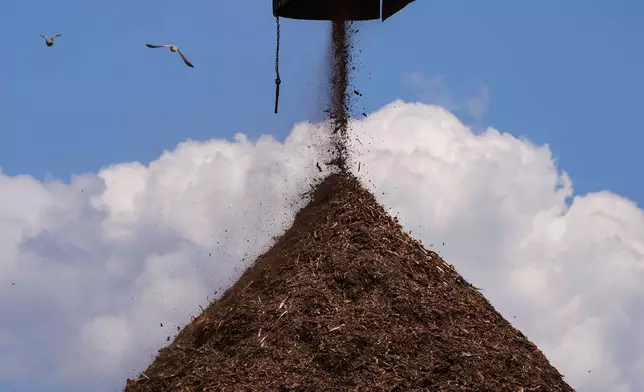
[40,34,47,39]
[177,50,194,68]
[146,44,169,48]
[52,34,61,39]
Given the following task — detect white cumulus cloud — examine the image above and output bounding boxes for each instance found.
[0,100,643,392]
[406,72,490,120]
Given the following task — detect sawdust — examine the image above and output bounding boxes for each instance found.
[124,173,575,392]
[325,20,355,172]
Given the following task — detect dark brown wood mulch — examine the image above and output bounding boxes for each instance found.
[124,173,575,392]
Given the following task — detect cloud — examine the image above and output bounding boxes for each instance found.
[407,72,490,120]
[407,73,455,109]
[1,101,643,392]
[0,129,329,390]
[465,84,490,120]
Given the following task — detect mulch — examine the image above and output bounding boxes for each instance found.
[123,173,576,392]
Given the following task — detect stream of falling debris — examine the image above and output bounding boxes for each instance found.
[328,20,353,172]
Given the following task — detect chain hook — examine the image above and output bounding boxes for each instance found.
[274,16,281,114]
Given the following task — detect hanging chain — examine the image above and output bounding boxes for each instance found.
[273,16,281,114]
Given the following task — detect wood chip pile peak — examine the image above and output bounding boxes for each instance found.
[124,173,575,392]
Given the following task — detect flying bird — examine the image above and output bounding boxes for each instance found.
[145,44,194,68]
[40,34,61,47]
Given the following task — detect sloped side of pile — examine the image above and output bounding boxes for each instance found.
[124,173,575,392]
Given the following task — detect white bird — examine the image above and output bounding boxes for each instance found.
[145,44,194,68]
[40,34,61,47]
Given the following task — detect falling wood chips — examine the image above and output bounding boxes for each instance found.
[124,173,574,392]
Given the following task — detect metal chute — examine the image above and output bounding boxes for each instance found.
[382,0,415,21]
[271,0,417,113]
[273,0,415,21]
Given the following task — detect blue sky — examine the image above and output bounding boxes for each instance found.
[0,0,644,391]
[1,0,643,206]
[1,1,644,391]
